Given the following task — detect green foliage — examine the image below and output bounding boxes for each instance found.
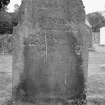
[0,0,10,10]
[87,12,105,32]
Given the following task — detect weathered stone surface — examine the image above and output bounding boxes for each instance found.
[13,0,89,104]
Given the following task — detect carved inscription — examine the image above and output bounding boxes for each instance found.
[38,16,70,31]
[33,0,63,8]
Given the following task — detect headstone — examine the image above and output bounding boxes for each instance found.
[100,27,105,45]
[13,0,89,104]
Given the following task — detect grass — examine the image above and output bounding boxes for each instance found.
[87,51,105,105]
[0,55,12,105]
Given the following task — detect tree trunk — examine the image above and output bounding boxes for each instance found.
[13,0,89,104]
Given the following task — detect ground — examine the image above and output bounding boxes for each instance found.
[0,45,105,105]
[0,55,12,105]
[87,45,105,105]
